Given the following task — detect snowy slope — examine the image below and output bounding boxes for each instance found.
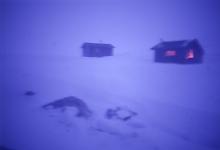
[1,54,220,150]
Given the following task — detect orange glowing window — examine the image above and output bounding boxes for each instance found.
[165,50,176,56]
[186,49,194,59]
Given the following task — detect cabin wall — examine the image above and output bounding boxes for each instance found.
[190,42,204,62]
[103,48,113,56]
[155,49,183,63]
[195,48,204,63]
[82,47,91,57]
[184,45,203,63]
[154,48,199,63]
[82,47,113,57]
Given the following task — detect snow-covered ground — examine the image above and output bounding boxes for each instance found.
[1,54,220,150]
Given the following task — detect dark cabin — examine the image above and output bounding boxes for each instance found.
[82,42,114,57]
[151,39,204,64]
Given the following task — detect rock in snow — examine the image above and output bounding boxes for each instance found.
[105,107,138,121]
[24,90,36,96]
[42,96,92,119]
[42,96,141,138]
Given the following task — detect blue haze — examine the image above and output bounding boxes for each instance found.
[1,0,220,150]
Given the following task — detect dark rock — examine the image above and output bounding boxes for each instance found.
[24,90,35,96]
[42,96,92,119]
[105,107,137,121]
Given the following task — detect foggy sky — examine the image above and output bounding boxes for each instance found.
[1,0,220,58]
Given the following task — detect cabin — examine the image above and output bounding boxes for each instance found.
[151,39,204,64]
[82,42,114,57]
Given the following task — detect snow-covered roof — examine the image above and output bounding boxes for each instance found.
[151,39,198,50]
[82,42,114,49]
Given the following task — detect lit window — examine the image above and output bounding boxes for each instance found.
[165,50,176,56]
[186,49,194,59]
